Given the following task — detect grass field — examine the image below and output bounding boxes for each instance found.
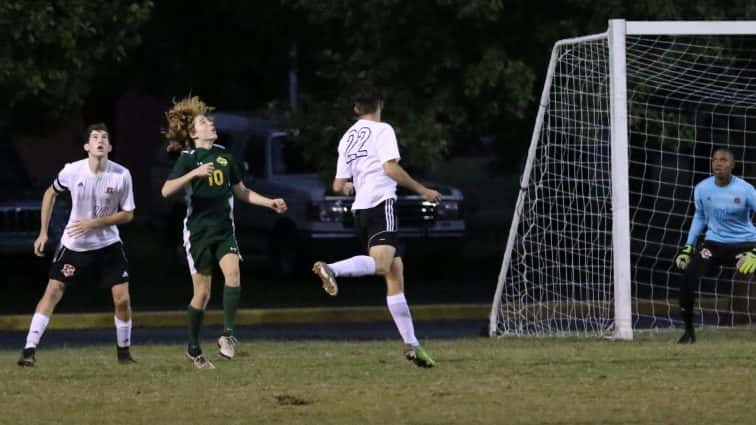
[1,330,755,425]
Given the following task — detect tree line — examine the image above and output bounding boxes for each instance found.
[3,0,756,171]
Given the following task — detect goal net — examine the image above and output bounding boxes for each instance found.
[490,20,756,338]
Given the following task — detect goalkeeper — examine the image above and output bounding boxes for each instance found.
[675,148,756,344]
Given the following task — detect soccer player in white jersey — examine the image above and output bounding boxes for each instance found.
[17,123,137,367]
[312,84,441,367]
[674,147,756,344]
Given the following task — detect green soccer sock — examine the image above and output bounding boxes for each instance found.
[187,306,205,356]
[223,286,241,337]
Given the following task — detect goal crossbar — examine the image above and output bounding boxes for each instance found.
[626,20,756,35]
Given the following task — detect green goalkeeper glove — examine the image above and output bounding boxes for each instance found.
[736,248,756,274]
[675,244,694,270]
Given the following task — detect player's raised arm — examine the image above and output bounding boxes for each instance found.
[231,182,287,213]
[382,160,441,203]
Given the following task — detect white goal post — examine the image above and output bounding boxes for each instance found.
[490,19,756,339]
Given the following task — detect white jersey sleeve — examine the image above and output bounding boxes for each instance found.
[375,126,400,163]
[52,163,75,193]
[120,169,136,212]
[335,147,352,179]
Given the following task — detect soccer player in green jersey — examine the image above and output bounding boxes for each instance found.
[161,97,287,369]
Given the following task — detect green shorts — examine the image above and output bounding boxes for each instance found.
[184,225,240,275]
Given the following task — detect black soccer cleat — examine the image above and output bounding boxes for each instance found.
[17,347,36,367]
[677,328,696,344]
[117,346,137,365]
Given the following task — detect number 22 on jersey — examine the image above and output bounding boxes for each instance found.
[345,127,371,164]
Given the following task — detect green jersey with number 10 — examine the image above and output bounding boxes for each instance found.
[168,145,243,230]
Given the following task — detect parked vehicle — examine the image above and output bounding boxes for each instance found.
[150,112,465,275]
[0,142,69,255]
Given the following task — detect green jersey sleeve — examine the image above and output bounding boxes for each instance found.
[168,152,193,180]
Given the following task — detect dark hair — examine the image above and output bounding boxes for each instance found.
[352,83,384,115]
[712,146,735,161]
[85,123,109,141]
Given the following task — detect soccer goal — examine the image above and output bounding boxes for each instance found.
[490,19,756,339]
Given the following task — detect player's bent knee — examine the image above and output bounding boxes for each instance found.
[223,271,241,285]
[374,261,392,276]
[369,245,396,274]
[193,290,211,305]
[390,257,403,274]
[113,295,131,310]
[370,253,394,276]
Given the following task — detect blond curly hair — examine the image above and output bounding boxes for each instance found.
[163,96,215,152]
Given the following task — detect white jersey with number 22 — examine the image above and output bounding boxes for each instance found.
[335,119,400,211]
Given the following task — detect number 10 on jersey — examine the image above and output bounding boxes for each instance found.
[208,169,224,186]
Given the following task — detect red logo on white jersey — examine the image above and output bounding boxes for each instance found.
[61,264,76,277]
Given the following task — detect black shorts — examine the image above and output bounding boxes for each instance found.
[694,240,756,268]
[353,199,401,256]
[49,242,129,288]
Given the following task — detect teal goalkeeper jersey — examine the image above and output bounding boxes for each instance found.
[686,175,756,245]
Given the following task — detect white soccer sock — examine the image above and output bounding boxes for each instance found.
[329,255,376,277]
[114,316,132,348]
[387,293,419,346]
[25,313,50,349]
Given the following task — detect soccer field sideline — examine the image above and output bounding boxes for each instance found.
[0,303,491,331]
[1,297,742,332]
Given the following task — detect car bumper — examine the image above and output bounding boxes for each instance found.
[0,233,59,255]
[307,220,465,239]
[0,233,35,255]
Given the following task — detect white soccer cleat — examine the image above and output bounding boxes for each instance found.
[217,336,238,359]
[313,261,338,296]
